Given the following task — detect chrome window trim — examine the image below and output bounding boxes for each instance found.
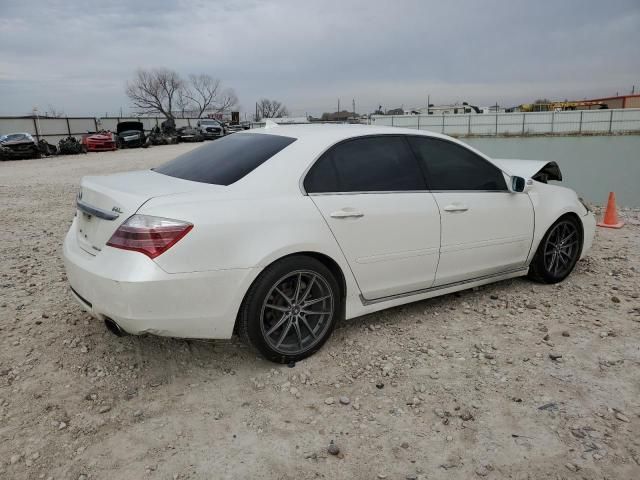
[308,189,512,196]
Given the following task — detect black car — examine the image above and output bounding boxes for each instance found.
[116,121,146,148]
[176,126,205,143]
[0,133,41,160]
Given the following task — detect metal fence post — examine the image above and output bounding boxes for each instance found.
[442,115,445,134]
[94,117,99,132]
[391,116,394,127]
[66,117,72,136]
[32,117,40,141]
[578,111,583,134]
[608,110,613,133]
[495,113,498,136]
[522,114,526,135]
[467,114,471,136]
[417,115,420,130]
[550,111,555,134]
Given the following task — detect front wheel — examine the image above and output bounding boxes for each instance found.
[237,255,340,363]
[528,215,582,284]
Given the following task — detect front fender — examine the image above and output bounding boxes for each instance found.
[527,182,590,263]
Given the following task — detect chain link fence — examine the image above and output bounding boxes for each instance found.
[369,108,640,136]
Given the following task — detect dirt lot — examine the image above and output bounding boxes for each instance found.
[1,145,639,480]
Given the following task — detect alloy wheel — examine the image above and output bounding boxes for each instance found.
[260,270,334,355]
[543,220,579,277]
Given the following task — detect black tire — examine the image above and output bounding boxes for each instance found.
[237,255,341,363]
[528,215,582,284]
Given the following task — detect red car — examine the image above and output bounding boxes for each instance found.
[81,131,117,152]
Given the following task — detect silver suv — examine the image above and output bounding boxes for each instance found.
[197,119,226,139]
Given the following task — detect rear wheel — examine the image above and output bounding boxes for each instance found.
[528,215,582,284]
[237,255,340,363]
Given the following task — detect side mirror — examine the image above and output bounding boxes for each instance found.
[511,176,526,193]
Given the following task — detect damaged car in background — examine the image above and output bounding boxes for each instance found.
[176,126,205,143]
[0,133,58,160]
[116,121,147,148]
[196,118,225,139]
[0,132,41,160]
[82,131,117,152]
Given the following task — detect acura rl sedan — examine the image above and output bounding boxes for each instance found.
[63,125,595,362]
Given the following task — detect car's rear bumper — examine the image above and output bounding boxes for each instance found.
[62,222,255,339]
[580,211,596,259]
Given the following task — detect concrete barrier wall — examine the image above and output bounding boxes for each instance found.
[370,108,640,136]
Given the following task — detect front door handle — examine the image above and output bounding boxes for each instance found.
[443,203,469,212]
[330,209,364,219]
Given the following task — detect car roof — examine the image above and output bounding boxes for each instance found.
[249,123,449,143]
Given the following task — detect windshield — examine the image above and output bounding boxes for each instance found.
[154,132,296,186]
[200,120,221,125]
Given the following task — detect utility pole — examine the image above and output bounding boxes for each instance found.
[352,99,355,117]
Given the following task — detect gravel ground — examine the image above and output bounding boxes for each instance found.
[1,145,639,480]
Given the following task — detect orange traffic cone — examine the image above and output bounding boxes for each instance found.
[597,192,624,229]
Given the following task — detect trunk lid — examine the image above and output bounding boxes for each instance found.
[75,170,215,255]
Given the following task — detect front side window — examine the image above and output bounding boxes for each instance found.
[155,133,296,186]
[407,137,507,191]
[304,136,426,193]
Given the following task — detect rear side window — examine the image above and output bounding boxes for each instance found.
[304,136,426,193]
[154,133,296,185]
[407,137,507,191]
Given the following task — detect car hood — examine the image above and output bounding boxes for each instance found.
[117,121,144,134]
[491,158,562,182]
[84,133,113,141]
[1,139,36,147]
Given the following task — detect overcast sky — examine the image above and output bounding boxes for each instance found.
[1,0,639,117]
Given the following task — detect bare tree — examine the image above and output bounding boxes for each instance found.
[214,88,238,115]
[46,105,65,118]
[127,68,239,119]
[257,98,288,119]
[175,88,190,119]
[184,74,220,117]
[126,68,184,119]
[183,74,238,117]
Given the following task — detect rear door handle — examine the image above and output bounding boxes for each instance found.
[330,209,364,219]
[443,204,469,212]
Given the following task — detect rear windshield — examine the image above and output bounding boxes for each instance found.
[154,133,296,186]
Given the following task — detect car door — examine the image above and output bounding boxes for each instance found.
[407,136,534,286]
[304,135,441,300]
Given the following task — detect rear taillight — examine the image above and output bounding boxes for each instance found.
[106,214,193,259]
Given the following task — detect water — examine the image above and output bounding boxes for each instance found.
[464,135,640,207]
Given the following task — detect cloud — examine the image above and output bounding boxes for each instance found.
[0,0,638,116]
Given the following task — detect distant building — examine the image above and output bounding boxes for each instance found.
[416,103,484,115]
[265,116,310,124]
[577,94,640,110]
[320,111,359,122]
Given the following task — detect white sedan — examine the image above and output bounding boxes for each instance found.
[63,125,595,362]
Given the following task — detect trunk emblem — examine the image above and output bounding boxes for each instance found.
[112,207,123,214]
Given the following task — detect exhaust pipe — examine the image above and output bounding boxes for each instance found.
[104,318,127,337]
